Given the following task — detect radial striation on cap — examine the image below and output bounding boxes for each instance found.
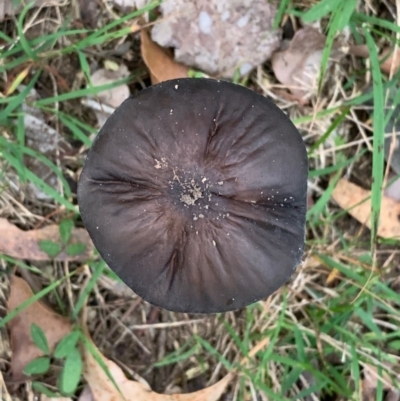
[78,78,308,313]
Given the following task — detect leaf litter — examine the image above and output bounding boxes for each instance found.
[0,218,93,262]
[81,334,233,401]
[348,44,400,76]
[332,178,400,239]
[271,26,345,103]
[2,1,400,401]
[361,365,400,401]
[140,28,189,85]
[6,276,72,380]
[6,276,233,400]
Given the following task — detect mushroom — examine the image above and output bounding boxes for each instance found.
[78,78,308,314]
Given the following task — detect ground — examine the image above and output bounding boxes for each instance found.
[1,0,400,400]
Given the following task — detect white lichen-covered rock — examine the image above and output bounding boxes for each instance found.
[151,0,281,78]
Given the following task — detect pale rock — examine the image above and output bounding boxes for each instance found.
[151,0,281,78]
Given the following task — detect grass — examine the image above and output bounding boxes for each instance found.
[1,0,400,400]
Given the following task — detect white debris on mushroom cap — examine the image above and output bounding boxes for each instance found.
[151,0,281,78]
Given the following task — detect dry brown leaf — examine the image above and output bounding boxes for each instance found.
[272,27,343,102]
[7,276,72,380]
[347,45,400,76]
[140,28,188,85]
[82,330,232,401]
[380,47,400,75]
[332,179,400,239]
[347,44,370,59]
[0,218,94,261]
[362,365,400,401]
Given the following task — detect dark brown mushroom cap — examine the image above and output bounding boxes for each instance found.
[78,78,308,313]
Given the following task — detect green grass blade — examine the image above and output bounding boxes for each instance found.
[15,112,26,183]
[72,261,106,320]
[317,0,357,90]
[273,0,291,29]
[0,71,41,122]
[0,274,73,329]
[0,254,43,275]
[301,0,339,22]
[307,169,342,222]
[353,13,400,34]
[0,136,72,198]
[309,149,366,178]
[309,108,350,154]
[364,27,385,254]
[34,77,131,106]
[75,1,159,47]
[57,114,93,147]
[0,31,12,42]
[77,51,92,84]
[16,2,37,61]
[79,333,124,397]
[1,148,76,212]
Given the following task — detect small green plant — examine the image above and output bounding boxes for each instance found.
[24,324,83,396]
[39,218,86,258]
[188,68,209,78]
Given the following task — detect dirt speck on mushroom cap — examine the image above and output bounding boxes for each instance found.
[78,78,308,314]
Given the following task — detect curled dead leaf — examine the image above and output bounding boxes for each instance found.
[272,27,344,102]
[0,218,94,261]
[7,276,72,380]
[81,324,232,401]
[347,45,400,76]
[140,28,189,85]
[332,179,400,239]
